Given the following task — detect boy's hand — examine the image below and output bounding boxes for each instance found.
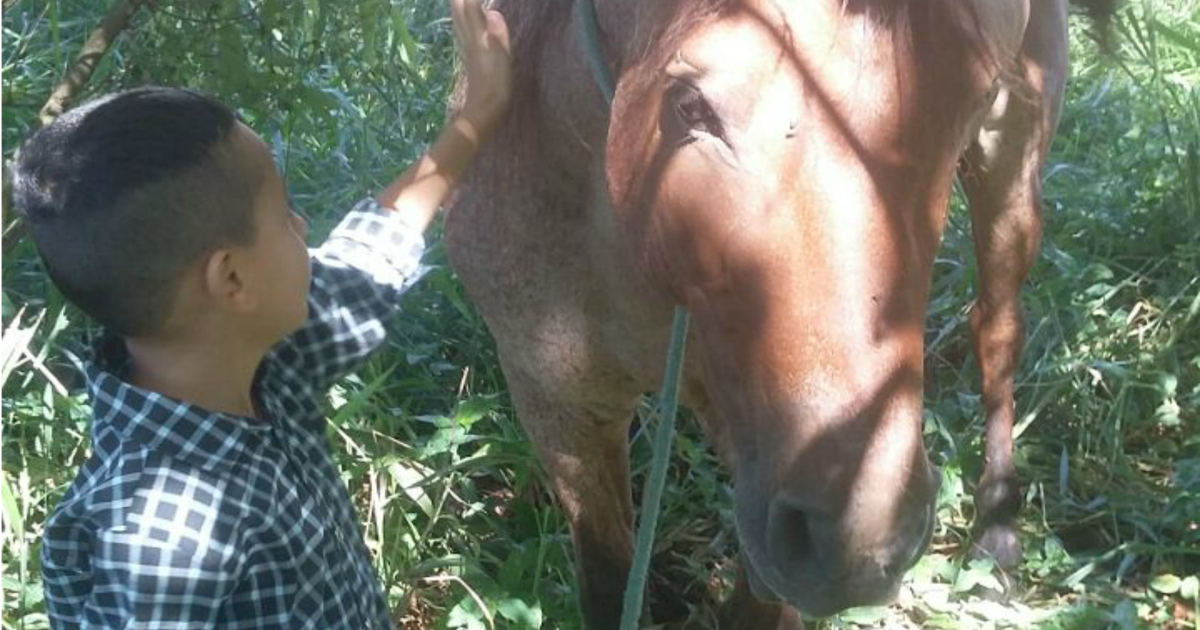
[449,0,512,137]
[374,0,510,230]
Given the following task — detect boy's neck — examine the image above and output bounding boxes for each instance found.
[124,333,268,420]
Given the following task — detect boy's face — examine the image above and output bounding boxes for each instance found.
[231,123,311,341]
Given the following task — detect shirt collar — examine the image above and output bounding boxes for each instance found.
[85,331,269,472]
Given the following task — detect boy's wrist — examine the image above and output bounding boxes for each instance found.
[459,100,506,141]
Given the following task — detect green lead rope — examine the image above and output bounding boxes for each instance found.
[578,0,615,106]
[620,308,690,630]
[575,2,692,627]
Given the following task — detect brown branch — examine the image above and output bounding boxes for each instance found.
[38,0,149,125]
[3,0,150,256]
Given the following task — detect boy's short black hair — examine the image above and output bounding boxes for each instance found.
[12,87,262,337]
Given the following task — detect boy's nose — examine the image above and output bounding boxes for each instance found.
[291,210,310,239]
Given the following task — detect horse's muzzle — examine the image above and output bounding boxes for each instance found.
[742,471,939,617]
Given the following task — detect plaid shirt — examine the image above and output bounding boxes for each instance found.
[41,199,426,630]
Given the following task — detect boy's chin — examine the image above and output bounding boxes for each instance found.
[282,304,309,337]
[264,304,309,346]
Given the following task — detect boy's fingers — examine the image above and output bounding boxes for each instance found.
[454,0,488,42]
[446,0,473,48]
[447,0,467,27]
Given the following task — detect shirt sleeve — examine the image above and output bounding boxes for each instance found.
[44,458,243,629]
[271,198,427,392]
[42,507,93,630]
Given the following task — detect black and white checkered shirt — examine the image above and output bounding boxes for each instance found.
[41,199,425,630]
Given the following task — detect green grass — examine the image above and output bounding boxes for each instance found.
[3,1,1198,629]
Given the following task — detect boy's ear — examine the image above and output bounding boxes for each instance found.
[202,248,257,312]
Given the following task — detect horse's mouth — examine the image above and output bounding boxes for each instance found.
[744,556,777,604]
[743,501,937,617]
[745,559,902,618]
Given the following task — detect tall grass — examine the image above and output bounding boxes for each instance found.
[3,0,1198,628]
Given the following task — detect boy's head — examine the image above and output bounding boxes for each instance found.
[13,87,310,342]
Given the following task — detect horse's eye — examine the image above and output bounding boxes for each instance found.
[667,81,726,142]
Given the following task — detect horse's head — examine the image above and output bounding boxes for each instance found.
[605,0,1013,615]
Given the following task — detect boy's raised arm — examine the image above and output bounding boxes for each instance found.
[272,0,512,390]
[375,0,512,232]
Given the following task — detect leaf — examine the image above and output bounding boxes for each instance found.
[447,596,490,630]
[1155,398,1182,427]
[215,29,252,92]
[260,0,284,26]
[837,606,889,625]
[1062,561,1097,588]
[21,578,44,608]
[385,458,435,517]
[301,86,341,118]
[1150,573,1182,594]
[392,4,420,67]
[454,396,497,428]
[1152,17,1200,54]
[359,0,381,68]
[329,366,395,427]
[0,308,42,389]
[954,559,1003,594]
[1180,575,1199,600]
[496,598,543,629]
[909,551,955,583]
[2,291,14,320]
[301,0,322,41]
[1108,599,1137,630]
[1,471,24,547]
[426,266,475,322]
[1176,459,1200,488]
[923,613,968,630]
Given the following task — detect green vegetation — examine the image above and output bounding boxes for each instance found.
[3,1,1197,628]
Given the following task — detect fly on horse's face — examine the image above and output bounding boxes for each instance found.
[606,0,1011,613]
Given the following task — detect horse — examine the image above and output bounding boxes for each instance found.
[445,0,1114,626]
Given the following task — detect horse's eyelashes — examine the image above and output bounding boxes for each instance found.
[669,82,726,143]
[676,92,706,125]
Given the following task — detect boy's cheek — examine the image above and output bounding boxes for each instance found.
[295,300,310,329]
[296,261,311,313]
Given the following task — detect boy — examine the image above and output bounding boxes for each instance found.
[12,0,511,627]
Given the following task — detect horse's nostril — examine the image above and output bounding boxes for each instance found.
[891,501,936,577]
[766,498,823,571]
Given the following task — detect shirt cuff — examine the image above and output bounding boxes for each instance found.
[316,198,429,295]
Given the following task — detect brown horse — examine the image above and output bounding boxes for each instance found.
[446,0,1112,626]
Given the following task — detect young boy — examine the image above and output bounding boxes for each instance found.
[12,1,511,627]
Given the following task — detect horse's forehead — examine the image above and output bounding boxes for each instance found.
[667,0,912,92]
[669,2,918,126]
[673,0,841,58]
[668,0,1028,63]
